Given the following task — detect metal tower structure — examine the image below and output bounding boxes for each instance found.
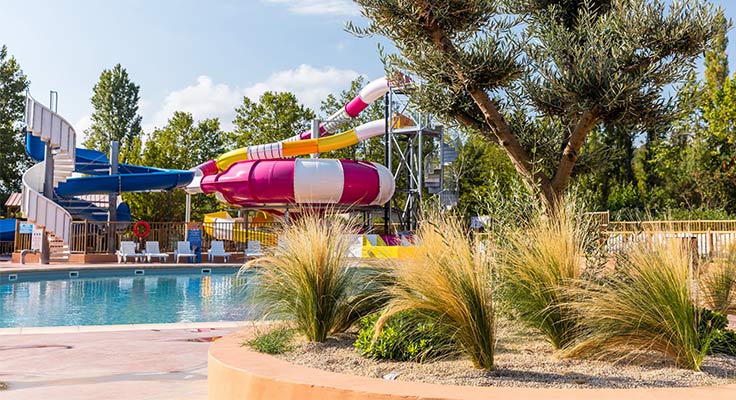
[382,85,447,232]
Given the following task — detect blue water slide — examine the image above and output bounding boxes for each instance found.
[25,132,194,220]
[0,219,16,241]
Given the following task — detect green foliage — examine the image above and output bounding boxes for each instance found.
[698,309,735,356]
[320,76,385,162]
[246,327,295,355]
[454,134,518,218]
[566,239,711,370]
[241,212,390,342]
[123,112,229,221]
[352,0,719,208]
[0,45,30,216]
[709,328,736,356]
[500,200,592,349]
[378,210,496,369]
[354,312,459,362]
[82,64,143,163]
[232,91,314,147]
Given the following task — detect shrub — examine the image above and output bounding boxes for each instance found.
[709,329,736,356]
[700,259,736,316]
[499,201,593,349]
[377,211,496,370]
[699,308,736,356]
[566,239,712,370]
[241,212,390,342]
[246,327,295,354]
[355,312,459,362]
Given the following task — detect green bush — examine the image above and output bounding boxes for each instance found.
[246,327,295,355]
[709,329,736,356]
[354,312,459,362]
[699,308,728,333]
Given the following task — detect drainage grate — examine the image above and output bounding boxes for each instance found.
[201,268,212,274]
[134,269,145,276]
[69,271,79,278]
[8,274,18,282]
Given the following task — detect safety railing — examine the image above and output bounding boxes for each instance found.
[55,220,283,254]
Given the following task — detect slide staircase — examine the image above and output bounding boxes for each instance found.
[21,95,75,246]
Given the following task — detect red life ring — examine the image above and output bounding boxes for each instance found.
[133,221,150,238]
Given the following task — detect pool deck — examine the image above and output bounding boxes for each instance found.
[0,260,243,274]
[0,323,258,400]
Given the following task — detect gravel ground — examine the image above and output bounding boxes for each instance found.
[271,324,736,389]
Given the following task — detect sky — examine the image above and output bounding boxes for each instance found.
[1,0,735,143]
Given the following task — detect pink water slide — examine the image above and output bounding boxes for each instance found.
[190,76,401,207]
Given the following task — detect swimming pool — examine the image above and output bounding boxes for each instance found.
[0,268,256,328]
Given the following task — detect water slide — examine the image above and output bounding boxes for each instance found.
[186,76,406,207]
[22,95,194,249]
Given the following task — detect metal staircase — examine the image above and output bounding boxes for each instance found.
[21,95,76,247]
[424,142,459,208]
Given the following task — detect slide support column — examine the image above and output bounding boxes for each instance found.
[107,141,119,254]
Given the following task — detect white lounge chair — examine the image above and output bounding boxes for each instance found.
[245,240,263,258]
[117,241,142,264]
[207,240,231,262]
[174,241,196,263]
[144,241,169,263]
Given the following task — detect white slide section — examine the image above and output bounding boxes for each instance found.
[21,95,76,245]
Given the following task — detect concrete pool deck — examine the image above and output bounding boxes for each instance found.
[0,323,258,400]
[0,261,243,274]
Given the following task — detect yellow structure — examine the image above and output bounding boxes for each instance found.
[203,211,278,246]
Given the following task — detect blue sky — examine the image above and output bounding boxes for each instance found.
[1,0,735,140]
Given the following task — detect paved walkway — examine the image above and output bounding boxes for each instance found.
[0,326,240,400]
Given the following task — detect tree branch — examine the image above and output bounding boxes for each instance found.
[551,109,599,192]
[454,110,499,144]
[415,1,557,207]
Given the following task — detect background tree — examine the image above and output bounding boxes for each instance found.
[351,0,720,212]
[319,76,385,161]
[124,112,228,221]
[0,45,30,216]
[83,64,143,163]
[232,91,314,147]
[629,13,735,218]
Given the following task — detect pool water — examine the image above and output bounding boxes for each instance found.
[0,271,255,328]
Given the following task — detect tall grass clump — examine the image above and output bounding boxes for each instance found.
[242,212,389,342]
[700,249,736,315]
[376,211,496,370]
[567,238,711,370]
[499,201,593,349]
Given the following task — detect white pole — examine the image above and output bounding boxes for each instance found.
[185,193,191,223]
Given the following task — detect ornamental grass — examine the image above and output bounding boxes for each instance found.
[376,211,496,370]
[499,201,593,349]
[241,212,389,342]
[566,238,712,370]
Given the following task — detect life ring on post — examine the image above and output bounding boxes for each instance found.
[133,221,150,238]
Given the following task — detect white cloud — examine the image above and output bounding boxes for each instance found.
[74,115,92,144]
[265,0,359,16]
[142,64,362,132]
